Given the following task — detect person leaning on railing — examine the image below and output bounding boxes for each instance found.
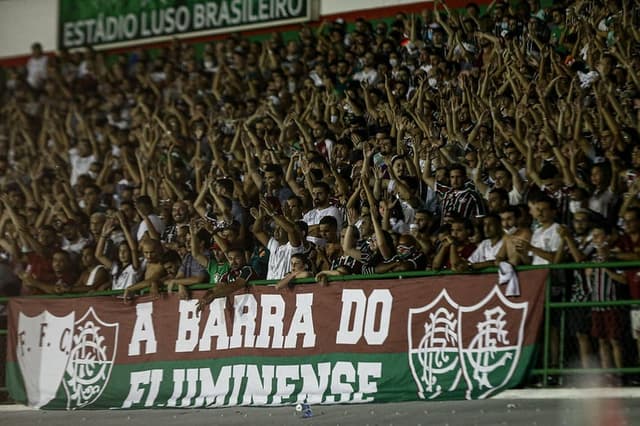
[162,221,210,300]
[123,239,179,301]
[466,214,504,271]
[196,246,257,314]
[275,253,313,291]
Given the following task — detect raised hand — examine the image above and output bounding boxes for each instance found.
[351,132,362,147]
[102,217,118,235]
[249,207,261,220]
[259,198,276,217]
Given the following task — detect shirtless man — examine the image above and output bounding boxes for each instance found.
[124,239,167,300]
[496,206,532,265]
[68,244,111,292]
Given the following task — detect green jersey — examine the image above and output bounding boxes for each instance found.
[208,260,230,284]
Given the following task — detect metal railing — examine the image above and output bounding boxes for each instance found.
[1,260,640,395]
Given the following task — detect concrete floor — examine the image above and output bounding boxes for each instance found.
[1,389,639,426]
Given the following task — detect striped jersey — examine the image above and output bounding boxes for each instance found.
[436,181,486,222]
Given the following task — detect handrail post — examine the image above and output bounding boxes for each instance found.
[558,287,566,372]
[542,273,552,386]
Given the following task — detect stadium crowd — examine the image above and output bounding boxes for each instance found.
[1,0,640,379]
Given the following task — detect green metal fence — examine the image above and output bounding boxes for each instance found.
[1,260,639,396]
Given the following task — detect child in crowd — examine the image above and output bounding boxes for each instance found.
[275,253,313,290]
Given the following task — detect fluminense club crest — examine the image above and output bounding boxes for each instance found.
[408,286,527,400]
[16,307,118,409]
[407,290,462,400]
[63,307,119,410]
[457,286,527,399]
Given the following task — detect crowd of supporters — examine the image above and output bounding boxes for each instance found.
[1,0,640,380]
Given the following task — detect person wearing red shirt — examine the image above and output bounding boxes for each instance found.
[432,217,477,271]
[20,250,78,294]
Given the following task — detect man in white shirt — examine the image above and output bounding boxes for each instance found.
[352,52,379,85]
[252,199,304,280]
[135,196,165,242]
[26,42,48,90]
[468,214,504,269]
[302,181,343,245]
[69,139,97,186]
[493,166,525,205]
[516,196,563,265]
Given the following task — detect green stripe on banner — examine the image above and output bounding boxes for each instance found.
[7,347,535,410]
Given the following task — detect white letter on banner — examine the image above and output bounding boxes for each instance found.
[199,297,230,350]
[272,365,299,405]
[335,289,366,344]
[180,368,200,407]
[140,11,150,36]
[288,0,303,16]
[167,369,185,407]
[123,13,137,39]
[147,369,163,406]
[164,8,175,34]
[364,289,392,345]
[117,15,126,39]
[230,294,257,348]
[230,0,242,24]
[83,19,95,44]
[353,362,382,402]
[175,300,200,352]
[206,2,219,27]
[94,14,105,43]
[327,362,355,403]
[218,1,230,25]
[106,16,118,41]
[198,367,231,407]
[258,0,269,20]
[248,0,258,22]
[150,9,163,35]
[175,6,190,32]
[128,302,157,355]
[63,22,76,48]
[298,363,331,404]
[75,21,85,45]
[228,365,246,405]
[122,370,150,408]
[193,4,205,29]
[284,293,316,348]
[274,0,287,18]
[121,369,163,408]
[255,294,285,348]
[242,365,274,405]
